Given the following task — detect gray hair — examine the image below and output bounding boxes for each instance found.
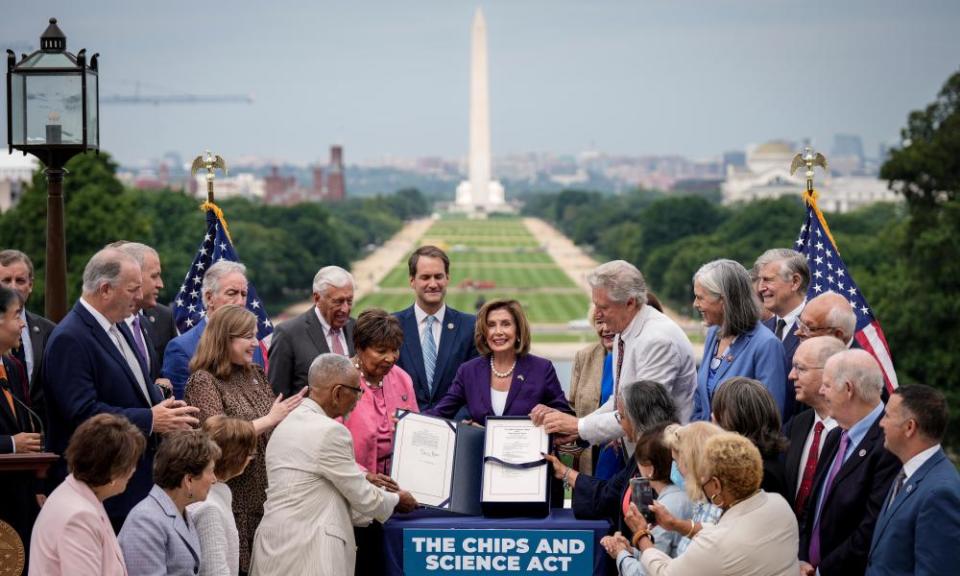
[826,349,884,403]
[82,248,139,294]
[307,353,357,391]
[108,241,158,268]
[621,380,678,438]
[0,249,34,279]
[202,261,247,305]
[693,259,760,336]
[587,260,647,305]
[825,298,857,342]
[754,248,810,292]
[805,335,848,367]
[312,266,354,295]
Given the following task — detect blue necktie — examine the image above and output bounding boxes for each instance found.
[423,315,438,392]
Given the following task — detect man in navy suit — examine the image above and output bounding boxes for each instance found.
[798,349,900,576]
[394,246,477,411]
[867,384,960,575]
[756,248,809,421]
[43,247,199,530]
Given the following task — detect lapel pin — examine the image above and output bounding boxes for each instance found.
[32,326,40,333]
[447,322,454,330]
[518,375,525,382]
[906,485,914,493]
[149,316,156,323]
[859,449,867,457]
[725,354,734,362]
[401,394,408,402]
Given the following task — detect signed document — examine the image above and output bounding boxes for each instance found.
[482,418,549,503]
[391,411,457,508]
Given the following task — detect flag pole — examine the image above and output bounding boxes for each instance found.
[190,150,233,243]
[791,146,838,250]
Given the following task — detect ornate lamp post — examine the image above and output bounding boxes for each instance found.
[6,18,99,321]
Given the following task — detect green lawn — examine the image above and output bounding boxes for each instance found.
[378,263,575,289]
[356,291,590,324]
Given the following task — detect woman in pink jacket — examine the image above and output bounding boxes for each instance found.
[30,413,146,576]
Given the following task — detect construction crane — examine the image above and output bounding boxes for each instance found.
[101,93,254,105]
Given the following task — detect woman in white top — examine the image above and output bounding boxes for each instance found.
[188,416,257,576]
[603,432,799,576]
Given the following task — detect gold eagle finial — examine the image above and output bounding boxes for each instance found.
[190,150,228,203]
[790,146,828,193]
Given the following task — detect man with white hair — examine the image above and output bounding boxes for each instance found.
[43,247,200,530]
[162,260,264,398]
[268,266,356,397]
[798,349,899,576]
[795,291,858,347]
[533,260,697,446]
[250,354,417,576]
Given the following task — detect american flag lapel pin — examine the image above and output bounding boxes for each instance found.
[447,322,454,330]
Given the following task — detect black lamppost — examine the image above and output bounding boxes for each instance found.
[6,18,99,321]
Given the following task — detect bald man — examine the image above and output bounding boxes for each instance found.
[784,336,845,523]
[798,350,899,576]
[795,291,858,347]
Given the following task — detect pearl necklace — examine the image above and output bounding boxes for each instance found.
[354,360,383,389]
[489,356,516,378]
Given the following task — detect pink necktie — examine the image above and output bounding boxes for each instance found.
[330,328,345,356]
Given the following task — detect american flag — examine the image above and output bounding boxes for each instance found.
[794,190,898,392]
[172,205,273,356]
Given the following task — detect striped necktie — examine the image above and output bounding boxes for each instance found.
[423,315,438,392]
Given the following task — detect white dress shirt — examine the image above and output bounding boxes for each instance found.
[414,303,445,346]
[776,301,805,342]
[902,443,942,481]
[795,411,838,496]
[18,308,34,382]
[314,307,349,354]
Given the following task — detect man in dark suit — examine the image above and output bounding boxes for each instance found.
[142,303,177,360]
[867,384,960,575]
[111,242,172,390]
[269,265,356,397]
[0,249,56,407]
[394,246,477,411]
[784,336,845,524]
[756,248,809,421]
[799,349,900,576]
[43,247,199,531]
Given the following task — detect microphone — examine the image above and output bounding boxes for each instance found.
[2,379,46,452]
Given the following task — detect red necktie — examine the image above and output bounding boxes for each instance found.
[614,337,625,393]
[0,363,15,417]
[330,328,346,356]
[794,421,825,515]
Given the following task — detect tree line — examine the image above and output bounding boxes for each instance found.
[0,154,430,314]
[523,70,960,449]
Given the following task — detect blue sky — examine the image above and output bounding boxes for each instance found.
[3,0,959,165]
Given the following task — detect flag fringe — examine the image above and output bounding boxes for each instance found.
[199,201,234,244]
[802,189,839,252]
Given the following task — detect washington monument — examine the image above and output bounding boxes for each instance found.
[456,7,505,212]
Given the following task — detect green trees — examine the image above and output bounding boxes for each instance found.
[0,157,430,314]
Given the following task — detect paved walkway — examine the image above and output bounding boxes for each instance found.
[282,217,434,317]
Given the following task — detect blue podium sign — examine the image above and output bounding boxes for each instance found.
[402,528,593,575]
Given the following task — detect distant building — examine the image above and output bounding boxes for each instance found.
[194,172,264,200]
[0,151,37,212]
[263,145,346,206]
[722,140,899,212]
[831,134,865,175]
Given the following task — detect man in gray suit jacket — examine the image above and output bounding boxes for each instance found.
[0,250,55,407]
[268,266,356,397]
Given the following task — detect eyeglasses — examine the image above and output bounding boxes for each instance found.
[795,319,830,336]
[791,363,824,375]
[337,383,364,397]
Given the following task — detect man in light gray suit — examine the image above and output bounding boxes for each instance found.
[268,266,357,398]
[250,354,417,576]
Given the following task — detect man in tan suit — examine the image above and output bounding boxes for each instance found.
[250,354,417,576]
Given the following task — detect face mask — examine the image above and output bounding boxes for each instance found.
[670,460,685,489]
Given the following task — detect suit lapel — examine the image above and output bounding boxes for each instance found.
[431,308,458,399]
[400,308,429,395]
[76,303,151,406]
[503,355,528,413]
[873,451,944,543]
[476,357,493,417]
[26,313,45,378]
[785,410,815,493]
[154,487,201,565]
[303,310,330,356]
[712,329,754,384]
[343,318,356,356]
[0,358,21,431]
[831,416,883,488]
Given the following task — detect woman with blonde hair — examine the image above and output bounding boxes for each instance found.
[604,432,799,576]
[184,304,304,573]
[188,416,258,576]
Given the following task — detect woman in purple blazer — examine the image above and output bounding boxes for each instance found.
[427,299,572,424]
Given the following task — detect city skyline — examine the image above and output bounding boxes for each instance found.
[2,0,958,165]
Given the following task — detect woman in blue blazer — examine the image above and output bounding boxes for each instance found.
[690,259,786,421]
[426,299,572,425]
[119,430,220,576]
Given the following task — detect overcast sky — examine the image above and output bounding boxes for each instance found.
[3,0,959,166]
